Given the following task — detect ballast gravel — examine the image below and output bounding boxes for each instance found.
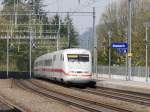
[0,79,84,112]
[34,79,150,112]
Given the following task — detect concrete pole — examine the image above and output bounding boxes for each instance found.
[145,25,148,82]
[14,0,18,25]
[68,22,71,48]
[57,16,60,50]
[108,31,112,79]
[93,7,97,77]
[67,13,71,48]
[29,29,32,78]
[128,0,132,81]
[29,11,32,78]
[7,36,9,78]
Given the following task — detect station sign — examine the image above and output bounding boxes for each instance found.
[117,48,128,54]
[111,42,128,48]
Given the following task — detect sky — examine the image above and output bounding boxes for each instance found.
[43,0,116,34]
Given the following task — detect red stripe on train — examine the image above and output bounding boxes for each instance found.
[34,68,92,76]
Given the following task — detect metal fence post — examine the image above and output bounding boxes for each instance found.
[145,25,148,82]
[7,36,9,78]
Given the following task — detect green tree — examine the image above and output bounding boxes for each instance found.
[0,0,79,72]
[64,14,78,48]
[50,14,78,49]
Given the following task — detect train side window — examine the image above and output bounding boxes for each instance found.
[38,61,40,66]
[53,55,56,61]
[40,61,42,66]
[40,60,42,66]
[39,60,44,66]
[60,54,64,61]
[39,61,40,66]
[45,60,48,66]
[49,59,53,66]
[46,59,52,66]
[42,60,44,66]
[36,62,38,67]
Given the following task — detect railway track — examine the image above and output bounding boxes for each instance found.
[0,97,23,112]
[33,78,150,107]
[16,79,133,112]
[72,86,150,106]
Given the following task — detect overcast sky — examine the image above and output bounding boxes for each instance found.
[43,0,116,34]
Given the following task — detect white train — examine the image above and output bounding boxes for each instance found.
[33,48,96,86]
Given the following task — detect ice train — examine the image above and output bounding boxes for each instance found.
[33,48,96,86]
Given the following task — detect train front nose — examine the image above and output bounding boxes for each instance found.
[64,71,93,84]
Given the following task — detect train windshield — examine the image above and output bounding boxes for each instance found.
[67,54,89,62]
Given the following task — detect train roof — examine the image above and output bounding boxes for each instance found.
[59,48,90,52]
[35,48,90,62]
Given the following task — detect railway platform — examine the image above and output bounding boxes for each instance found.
[97,77,150,94]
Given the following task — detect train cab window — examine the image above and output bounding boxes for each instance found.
[79,54,89,62]
[67,54,78,62]
[67,54,89,62]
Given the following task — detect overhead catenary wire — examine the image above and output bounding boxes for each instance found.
[72,0,98,13]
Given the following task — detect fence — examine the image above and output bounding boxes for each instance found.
[97,66,150,82]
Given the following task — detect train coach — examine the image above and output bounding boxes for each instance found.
[33,48,96,86]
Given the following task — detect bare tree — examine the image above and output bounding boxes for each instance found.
[97,0,150,65]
